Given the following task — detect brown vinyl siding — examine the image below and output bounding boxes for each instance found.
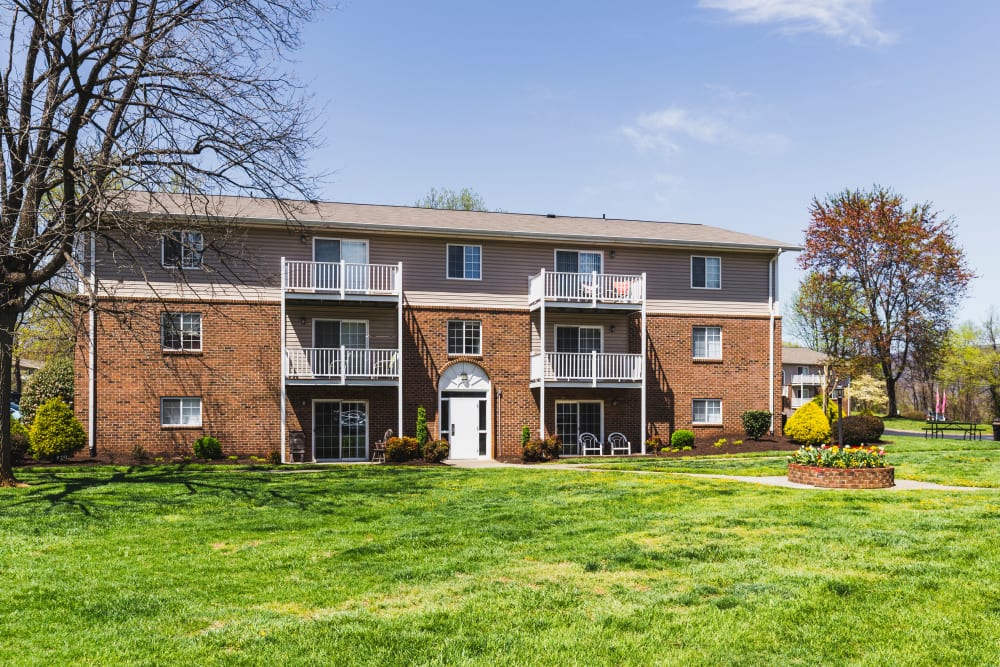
[530,312,632,354]
[284,305,398,349]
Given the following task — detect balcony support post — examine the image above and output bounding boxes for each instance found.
[539,297,546,439]
[640,272,647,454]
[592,349,598,387]
[280,257,288,463]
[591,270,598,307]
[397,263,404,438]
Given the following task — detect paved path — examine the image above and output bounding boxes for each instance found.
[444,459,991,491]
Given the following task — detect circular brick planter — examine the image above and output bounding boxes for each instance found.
[787,463,895,489]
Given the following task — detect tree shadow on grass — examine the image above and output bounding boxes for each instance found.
[7,464,455,517]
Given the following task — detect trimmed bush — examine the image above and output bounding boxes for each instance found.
[385,436,420,462]
[785,401,832,446]
[27,397,86,461]
[19,358,74,424]
[523,436,561,462]
[10,418,30,464]
[810,395,838,423]
[193,436,223,459]
[423,439,450,463]
[521,425,531,449]
[415,406,429,446]
[671,430,695,449]
[831,415,885,446]
[741,410,771,440]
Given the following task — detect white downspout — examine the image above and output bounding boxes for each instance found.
[88,232,97,457]
[768,249,783,434]
[640,272,647,454]
[397,262,404,439]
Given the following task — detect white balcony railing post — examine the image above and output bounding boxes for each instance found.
[591,349,598,386]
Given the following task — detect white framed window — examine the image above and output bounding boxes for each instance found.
[692,326,722,360]
[555,401,603,455]
[555,249,602,274]
[447,320,481,355]
[554,325,603,353]
[312,319,369,349]
[161,313,202,351]
[691,256,721,289]
[313,399,368,461]
[447,244,481,280]
[692,399,722,425]
[162,231,204,269]
[161,397,202,427]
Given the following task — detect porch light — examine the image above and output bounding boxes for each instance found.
[459,372,469,384]
[609,325,616,333]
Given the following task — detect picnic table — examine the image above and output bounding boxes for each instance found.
[922,420,984,440]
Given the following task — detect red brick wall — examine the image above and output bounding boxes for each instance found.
[75,300,282,458]
[788,463,895,489]
[76,299,783,459]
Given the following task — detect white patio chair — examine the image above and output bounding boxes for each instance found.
[607,432,630,456]
[579,432,602,456]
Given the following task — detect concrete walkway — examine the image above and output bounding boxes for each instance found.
[444,459,991,491]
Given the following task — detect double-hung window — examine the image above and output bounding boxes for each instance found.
[161,313,202,351]
[447,244,481,280]
[692,399,722,425]
[447,320,481,355]
[161,397,202,427]
[691,256,721,289]
[692,326,722,360]
[162,231,204,269]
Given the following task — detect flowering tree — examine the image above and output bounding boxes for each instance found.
[798,186,973,417]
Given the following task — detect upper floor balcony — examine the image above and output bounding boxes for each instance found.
[529,351,643,388]
[285,346,399,385]
[529,269,645,311]
[788,373,824,386]
[282,259,401,302]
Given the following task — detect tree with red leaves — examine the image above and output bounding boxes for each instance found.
[797,186,974,417]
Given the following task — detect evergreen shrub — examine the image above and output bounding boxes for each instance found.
[28,397,86,461]
[193,436,223,459]
[671,430,695,449]
[785,401,832,446]
[740,410,771,440]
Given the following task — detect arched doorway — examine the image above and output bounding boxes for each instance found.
[438,362,491,460]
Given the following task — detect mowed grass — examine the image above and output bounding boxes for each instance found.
[2,464,999,666]
[580,435,1000,487]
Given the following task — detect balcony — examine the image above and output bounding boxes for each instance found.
[530,351,643,388]
[285,346,399,384]
[529,270,645,310]
[282,259,401,301]
[789,374,824,385]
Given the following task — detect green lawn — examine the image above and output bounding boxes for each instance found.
[2,461,999,665]
[578,435,1000,487]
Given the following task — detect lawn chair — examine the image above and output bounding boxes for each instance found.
[371,428,392,463]
[607,432,630,456]
[579,432,602,456]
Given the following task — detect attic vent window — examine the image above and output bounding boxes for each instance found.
[546,213,556,218]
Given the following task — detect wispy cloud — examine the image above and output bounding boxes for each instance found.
[698,0,895,46]
[620,106,789,155]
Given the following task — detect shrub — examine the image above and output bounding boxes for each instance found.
[810,395,838,423]
[385,436,420,462]
[741,410,771,440]
[523,436,561,462]
[789,444,887,468]
[423,439,450,463]
[132,444,149,461]
[645,435,664,453]
[831,415,885,446]
[19,358,74,424]
[10,418,30,464]
[785,401,832,446]
[265,450,282,465]
[521,425,531,449]
[713,438,727,448]
[193,436,223,459]
[27,397,86,461]
[415,406,429,445]
[671,430,695,449]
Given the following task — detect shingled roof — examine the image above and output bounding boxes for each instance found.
[122,192,802,252]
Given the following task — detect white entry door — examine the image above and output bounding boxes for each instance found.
[446,392,488,459]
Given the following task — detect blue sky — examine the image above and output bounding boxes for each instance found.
[294,1,999,331]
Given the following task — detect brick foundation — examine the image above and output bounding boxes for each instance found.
[787,463,895,489]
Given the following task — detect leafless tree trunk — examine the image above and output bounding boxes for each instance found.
[0,0,326,486]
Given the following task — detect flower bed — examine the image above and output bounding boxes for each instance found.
[787,445,894,489]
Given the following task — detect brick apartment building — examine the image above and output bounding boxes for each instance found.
[75,195,799,461]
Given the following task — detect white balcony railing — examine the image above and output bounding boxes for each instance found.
[529,269,645,306]
[790,374,824,385]
[530,351,643,385]
[285,347,399,382]
[283,260,401,297]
